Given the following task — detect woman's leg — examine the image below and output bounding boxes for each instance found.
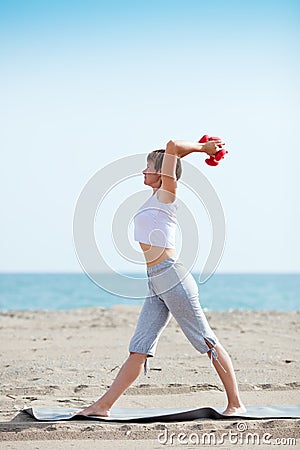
[78,280,171,417]
[204,339,246,415]
[77,352,147,416]
[149,261,246,416]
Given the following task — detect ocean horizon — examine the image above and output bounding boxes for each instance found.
[0,272,299,311]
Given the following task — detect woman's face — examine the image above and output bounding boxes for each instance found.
[142,160,161,188]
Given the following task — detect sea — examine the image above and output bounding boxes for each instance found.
[0,273,299,311]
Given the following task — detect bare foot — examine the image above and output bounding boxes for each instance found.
[222,404,247,416]
[75,404,111,417]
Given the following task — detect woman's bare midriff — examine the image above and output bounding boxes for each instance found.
[139,242,177,267]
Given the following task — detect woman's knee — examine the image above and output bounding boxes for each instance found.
[129,352,148,362]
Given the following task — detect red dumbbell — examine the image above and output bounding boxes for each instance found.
[199,135,228,166]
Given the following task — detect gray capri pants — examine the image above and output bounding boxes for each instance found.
[129,257,223,375]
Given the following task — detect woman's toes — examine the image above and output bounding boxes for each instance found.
[76,406,110,417]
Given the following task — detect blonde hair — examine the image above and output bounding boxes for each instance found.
[147,150,182,181]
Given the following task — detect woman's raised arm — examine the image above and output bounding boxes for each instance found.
[159,138,224,198]
[166,139,223,158]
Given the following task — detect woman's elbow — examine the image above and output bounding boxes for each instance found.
[166,140,178,154]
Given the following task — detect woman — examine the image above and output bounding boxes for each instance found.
[78,139,246,417]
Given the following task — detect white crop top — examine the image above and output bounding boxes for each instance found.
[134,190,178,249]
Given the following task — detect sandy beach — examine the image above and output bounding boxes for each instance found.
[0,306,299,448]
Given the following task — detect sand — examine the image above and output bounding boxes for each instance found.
[0,307,299,448]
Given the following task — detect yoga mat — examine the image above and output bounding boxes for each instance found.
[24,405,300,423]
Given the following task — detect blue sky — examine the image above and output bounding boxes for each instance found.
[1,0,299,273]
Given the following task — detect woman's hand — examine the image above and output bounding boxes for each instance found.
[201,140,224,156]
